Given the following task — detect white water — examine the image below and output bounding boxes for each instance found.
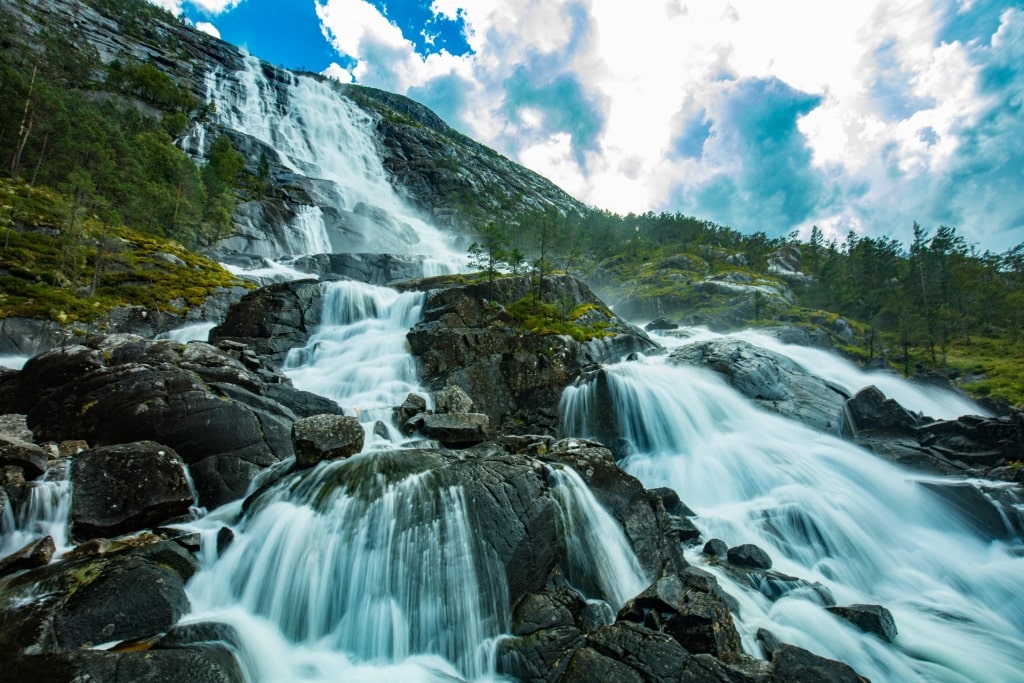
[560,355,1024,682]
[186,455,510,682]
[672,327,984,420]
[0,355,27,370]
[156,322,217,343]
[204,55,465,274]
[549,465,649,611]
[0,460,72,559]
[283,280,428,448]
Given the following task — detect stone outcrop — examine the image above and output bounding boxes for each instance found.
[827,604,898,643]
[669,339,850,434]
[12,335,340,508]
[291,414,365,468]
[403,274,660,434]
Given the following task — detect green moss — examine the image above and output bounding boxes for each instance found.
[0,179,252,324]
[506,297,613,342]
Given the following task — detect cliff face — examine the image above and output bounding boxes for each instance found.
[7,0,586,265]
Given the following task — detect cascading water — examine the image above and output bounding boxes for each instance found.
[675,327,985,420]
[0,460,72,559]
[283,280,428,447]
[560,353,1024,682]
[201,55,465,274]
[548,465,649,611]
[186,454,510,682]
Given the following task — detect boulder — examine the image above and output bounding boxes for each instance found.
[15,336,301,508]
[727,544,773,570]
[435,385,476,414]
[290,252,427,284]
[669,340,849,435]
[411,413,489,447]
[703,538,728,559]
[769,644,868,682]
[645,317,679,332]
[291,414,365,468]
[7,647,243,683]
[845,386,921,436]
[826,604,898,643]
[0,434,48,480]
[618,570,742,656]
[70,441,195,542]
[918,480,1024,541]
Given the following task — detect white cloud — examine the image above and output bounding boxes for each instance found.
[195,21,221,39]
[254,0,1024,248]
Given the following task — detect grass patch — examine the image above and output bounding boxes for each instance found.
[506,297,614,342]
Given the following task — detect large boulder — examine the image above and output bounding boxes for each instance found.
[14,336,321,508]
[670,339,849,434]
[826,604,898,643]
[291,414,365,468]
[402,274,659,435]
[70,441,195,542]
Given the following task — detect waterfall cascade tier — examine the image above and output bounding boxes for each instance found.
[199,56,465,275]
[560,352,1024,683]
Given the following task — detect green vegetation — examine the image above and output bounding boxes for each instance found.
[0,179,249,323]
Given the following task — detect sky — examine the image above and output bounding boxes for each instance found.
[150,0,1024,253]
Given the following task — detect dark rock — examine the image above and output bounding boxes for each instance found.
[414,412,489,447]
[435,385,476,413]
[645,317,679,332]
[569,621,691,683]
[618,571,741,656]
[845,386,921,435]
[53,556,192,649]
[0,535,55,576]
[0,434,48,480]
[827,604,898,642]
[918,480,1024,540]
[15,337,297,508]
[290,252,427,284]
[70,441,195,542]
[761,326,833,350]
[7,647,244,683]
[703,538,728,559]
[497,625,583,682]
[210,279,325,365]
[757,628,782,655]
[291,414,365,468]
[770,644,868,682]
[670,340,849,435]
[402,274,659,435]
[727,544,773,570]
[681,653,772,682]
[216,527,235,556]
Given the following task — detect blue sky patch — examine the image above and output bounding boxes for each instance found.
[366,0,472,57]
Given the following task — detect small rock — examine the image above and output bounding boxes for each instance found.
[827,603,898,642]
[0,535,55,576]
[416,413,489,447]
[702,538,728,559]
[644,317,679,332]
[727,543,773,570]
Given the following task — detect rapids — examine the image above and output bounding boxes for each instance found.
[560,351,1024,682]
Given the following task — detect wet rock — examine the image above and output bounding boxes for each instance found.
[645,317,679,332]
[769,644,868,682]
[618,571,741,656]
[845,386,921,435]
[16,337,298,508]
[670,340,849,435]
[53,550,194,649]
[291,414,365,468]
[498,625,584,682]
[566,622,690,683]
[290,252,427,284]
[918,480,1024,541]
[0,535,55,576]
[412,412,489,447]
[827,604,898,642]
[7,647,244,683]
[71,441,195,542]
[727,544,773,570]
[703,538,728,559]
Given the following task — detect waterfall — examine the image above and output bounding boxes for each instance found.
[0,460,72,559]
[560,354,1024,682]
[548,466,649,611]
[283,280,428,448]
[203,55,465,273]
[671,327,985,420]
[156,322,217,343]
[186,455,510,682]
